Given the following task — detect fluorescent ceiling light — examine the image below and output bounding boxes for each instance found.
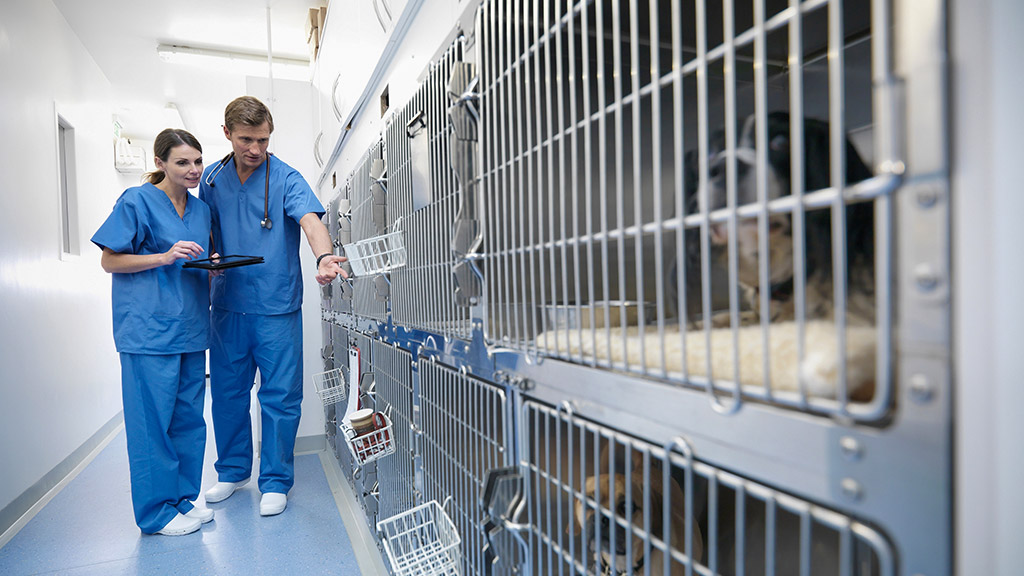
[157,44,308,81]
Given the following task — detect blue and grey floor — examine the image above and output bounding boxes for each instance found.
[0,395,385,575]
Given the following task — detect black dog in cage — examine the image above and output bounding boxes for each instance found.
[675,111,876,328]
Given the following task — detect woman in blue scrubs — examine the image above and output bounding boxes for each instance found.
[92,129,214,536]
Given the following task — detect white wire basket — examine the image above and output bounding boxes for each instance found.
[339,411,396,466]
[343,230,407,277]
[311,368,347,406]
[378,500,462,576]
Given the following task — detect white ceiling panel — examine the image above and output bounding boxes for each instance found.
[53,0,318,156]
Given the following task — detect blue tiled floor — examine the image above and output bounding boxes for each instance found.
[0,422,362,575]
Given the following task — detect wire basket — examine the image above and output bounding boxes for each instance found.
[311,368,347,406]
[343,230,407,277]
[378,500,462,576]
[339,412,396,466]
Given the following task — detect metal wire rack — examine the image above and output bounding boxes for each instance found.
[377,499,462,576]
[311,368,347,406]
[340,411,397,466]
[343,229,407,277]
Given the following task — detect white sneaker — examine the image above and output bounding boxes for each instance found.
[260,492,287,516]
[205,479,249,503]
[156,513,201,536]
[185,504,214,523]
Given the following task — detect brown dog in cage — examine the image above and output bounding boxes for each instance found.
[571,444,704,576]
[682,111,876,328]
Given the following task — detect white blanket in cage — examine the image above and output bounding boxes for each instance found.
[535,321,877,401]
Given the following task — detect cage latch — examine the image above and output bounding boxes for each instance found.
[480,466,529,576]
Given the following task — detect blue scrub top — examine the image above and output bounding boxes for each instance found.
[199,154,324,315]
[91,183,212,355]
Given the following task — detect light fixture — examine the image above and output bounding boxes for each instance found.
[157,43,309,81]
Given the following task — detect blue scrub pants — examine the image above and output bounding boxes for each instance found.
[209,309,303,494]
[120,352,206,534]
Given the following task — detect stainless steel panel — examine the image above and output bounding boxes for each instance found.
[388,38,475,341]
[419,358,515,576]
[371,339,417,523]
[391,194,474,339]
[349,143,390,322]
[518,399,893,576]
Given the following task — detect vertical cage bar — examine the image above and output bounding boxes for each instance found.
[828,0,850,406]
[593,0,610,365]
[648,0,667,377]
[788,0,809,401]
[565,0,582,366]
[628,0,646,375]
[754,0,773,397]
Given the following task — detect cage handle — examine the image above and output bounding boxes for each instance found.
[480,467,530,576]
[419,334,442,362]
[406,109,426,138]
[358,372,376,399]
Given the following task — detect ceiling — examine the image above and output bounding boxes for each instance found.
[53,0,317,158]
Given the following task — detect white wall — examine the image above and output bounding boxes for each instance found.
[0,0,123,517]
[951,0,1024,573]
[322,0,474,189]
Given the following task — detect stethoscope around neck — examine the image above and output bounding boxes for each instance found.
[204,152,274,230]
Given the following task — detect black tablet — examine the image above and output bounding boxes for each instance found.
[183,254,265,270]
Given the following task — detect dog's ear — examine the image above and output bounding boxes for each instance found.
[795,114,874,190]
[683,149,700,214]
[568,499,584,535]
[598,441,613,473]
[628,449,644,476]
[801,116,833,192]
[568,476,598,536]
[599,441,647,477]
[650,485,666,537]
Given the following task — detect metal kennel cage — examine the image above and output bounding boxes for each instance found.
[474,0,901,422]
[467,0,948,573]
[373,339,418,523]
[418,357,518,576]
[316,0,950,574]
[321,320,338,453]
[505,400,894,576]
[330,324,354,474]
[332,185,356,315]
[388,38,476,341]
[345,328,385,528]
[348,143,392,322]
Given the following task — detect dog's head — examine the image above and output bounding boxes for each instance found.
[572,450,704,574]
[693,111,873,293]
[574,473,655,575]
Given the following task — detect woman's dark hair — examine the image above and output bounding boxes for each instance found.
[145,128,203,185]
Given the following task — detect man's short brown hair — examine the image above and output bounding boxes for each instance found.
[224,96,275,133]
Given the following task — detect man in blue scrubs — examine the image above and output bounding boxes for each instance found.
[199,96,346,516]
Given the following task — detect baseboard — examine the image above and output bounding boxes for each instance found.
[0,412,124,548]
[294,433,326,455]
[319,451,390,576]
